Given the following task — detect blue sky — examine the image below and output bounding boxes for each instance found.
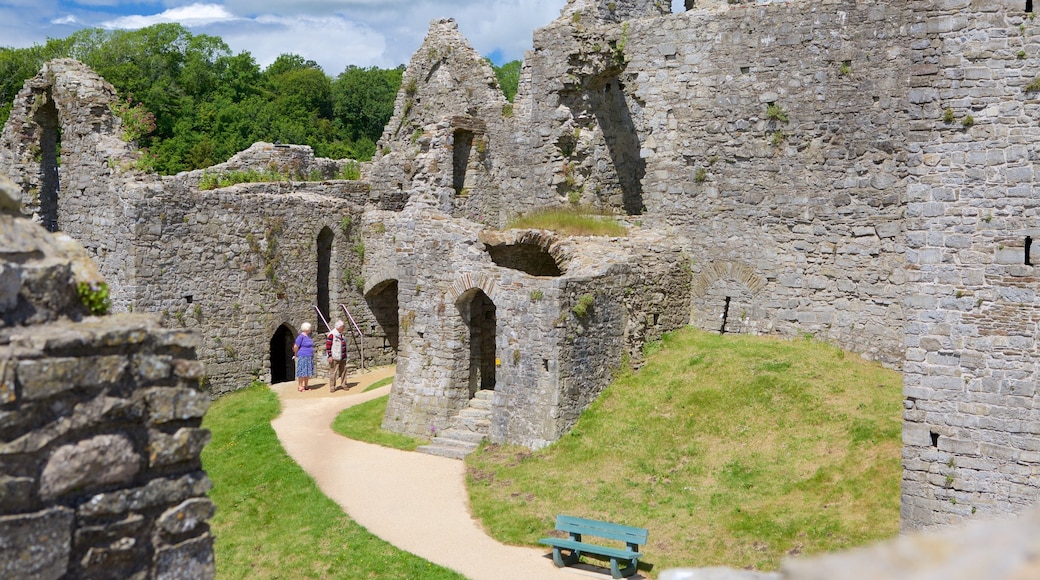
[0,0,572,74]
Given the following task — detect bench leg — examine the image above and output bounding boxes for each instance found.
[609,556,639,579]
[552,547,581,568]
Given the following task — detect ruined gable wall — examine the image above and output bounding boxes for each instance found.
[901,1,1040,530]
[0,59,152,313]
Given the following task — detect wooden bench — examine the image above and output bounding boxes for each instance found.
[539,514,648,578]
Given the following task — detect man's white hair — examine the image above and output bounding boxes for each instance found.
[301,322,312,332]
[334,320,345,329]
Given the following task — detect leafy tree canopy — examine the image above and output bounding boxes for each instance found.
[1,26,522,174]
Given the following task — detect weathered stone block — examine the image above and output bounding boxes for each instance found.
[156,498,215,538]
[141,387,211,424]
[17,355,127,400]
[77,473,212,518]
[153,533,214,580]
[0,507,74,580]
[40,434,140,500]
[148,428,210,468]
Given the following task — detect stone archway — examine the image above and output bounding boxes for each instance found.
[270,324,296,384]
[690,260,767,334]
[365,279,400,362]
[456,288,497,397]
[316,226,334,322]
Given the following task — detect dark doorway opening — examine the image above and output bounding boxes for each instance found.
[270,324,296,384]
[35,90,61,232]
[458,289,496,396]
[486,243,563,276]
[365,279,400,361]
[317,227,334,323]
[453,129,474,195]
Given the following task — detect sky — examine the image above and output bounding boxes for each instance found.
[0,0,575,74]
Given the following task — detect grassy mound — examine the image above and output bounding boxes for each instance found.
[506,206,627,237]
[201,383,462,579]
[466,328,903,572]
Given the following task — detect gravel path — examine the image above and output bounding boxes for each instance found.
[269,368,631,579]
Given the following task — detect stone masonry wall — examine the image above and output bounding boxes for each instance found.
[0,178,214,579]
[901,0,1040,530]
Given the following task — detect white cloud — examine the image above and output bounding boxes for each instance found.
[101,3,237,29]
[51,15,80,25]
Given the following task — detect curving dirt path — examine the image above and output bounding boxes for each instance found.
[269,368,632,579]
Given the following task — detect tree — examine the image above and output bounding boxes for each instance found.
[493,60,521,102]
[331,65,403,142]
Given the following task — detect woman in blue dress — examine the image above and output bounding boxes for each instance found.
[293,322,315,392]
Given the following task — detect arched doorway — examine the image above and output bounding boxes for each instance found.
[365,279,400,363]
[317,227,334,323]
[35,89,61,232]
[457,289,496,396]
[270,324,296,384]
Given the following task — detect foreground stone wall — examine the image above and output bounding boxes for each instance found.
[0,179,214,579]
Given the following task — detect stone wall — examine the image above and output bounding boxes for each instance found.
[0,178,214,579]
[900,1,1040,530]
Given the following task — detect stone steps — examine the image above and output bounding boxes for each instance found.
[416,389,494,460]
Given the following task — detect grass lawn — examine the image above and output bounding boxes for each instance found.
[331,393,427,452]
[466,328,903,573]
[201,383,463,579]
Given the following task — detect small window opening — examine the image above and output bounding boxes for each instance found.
[184,295,193,304]
[1025,236,1033,266]
[930,431,939,447]
[543,359,550,371]
[652,312,660,325]
[720,296,731,334]
[740,66,750,74]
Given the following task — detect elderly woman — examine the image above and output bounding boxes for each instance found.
[292,322,315,392]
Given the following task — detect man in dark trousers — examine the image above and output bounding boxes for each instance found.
[326,320,349,392]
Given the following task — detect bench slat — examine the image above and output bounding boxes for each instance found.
[538,537,643,560]
[554,514,648,545]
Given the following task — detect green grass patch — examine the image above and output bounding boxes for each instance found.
[202,383,461,579]
[364,376,394,392]
[506,206,627,237]
[466,328,902,572]
[331,394,428,451]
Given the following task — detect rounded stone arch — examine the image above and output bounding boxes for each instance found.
[690,260,768,334]
[364,278,401,358]
[269,322,298,384]
[445,272,499,305]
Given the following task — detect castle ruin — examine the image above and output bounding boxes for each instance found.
[2,0,1040,532]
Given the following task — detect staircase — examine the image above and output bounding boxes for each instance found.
[417,389,493,459]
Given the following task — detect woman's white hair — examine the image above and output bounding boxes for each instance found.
[301,322,312,332]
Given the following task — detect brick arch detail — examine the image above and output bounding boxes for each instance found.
[446,272,498,304]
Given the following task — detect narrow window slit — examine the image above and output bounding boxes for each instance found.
[1025,236,1032,266]
[930,431,939,447]
[720,296,731,334]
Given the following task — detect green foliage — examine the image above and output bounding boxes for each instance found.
[838,61,852,76]
[506,206,627,237]
[492,60,521,102]
[1027,77,1040,92]
[530,289,544,301]
[198,169,288,190]
[109,94,157,142]
[572,293,594,318]
[0,25,402,173]
[694,167,709,182]
[466,328,903,571]
[961,114,975,127]
[76,282,111,315]
[942,107,956,123]
[766,102,788,123]
[331,394,426,450]
[502,103,514,118]
[201,384,461,578]
[338,160,361,180]
[365,376,394,392]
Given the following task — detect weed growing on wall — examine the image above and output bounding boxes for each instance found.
[108,94,156,143]
[76,282,111,315]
